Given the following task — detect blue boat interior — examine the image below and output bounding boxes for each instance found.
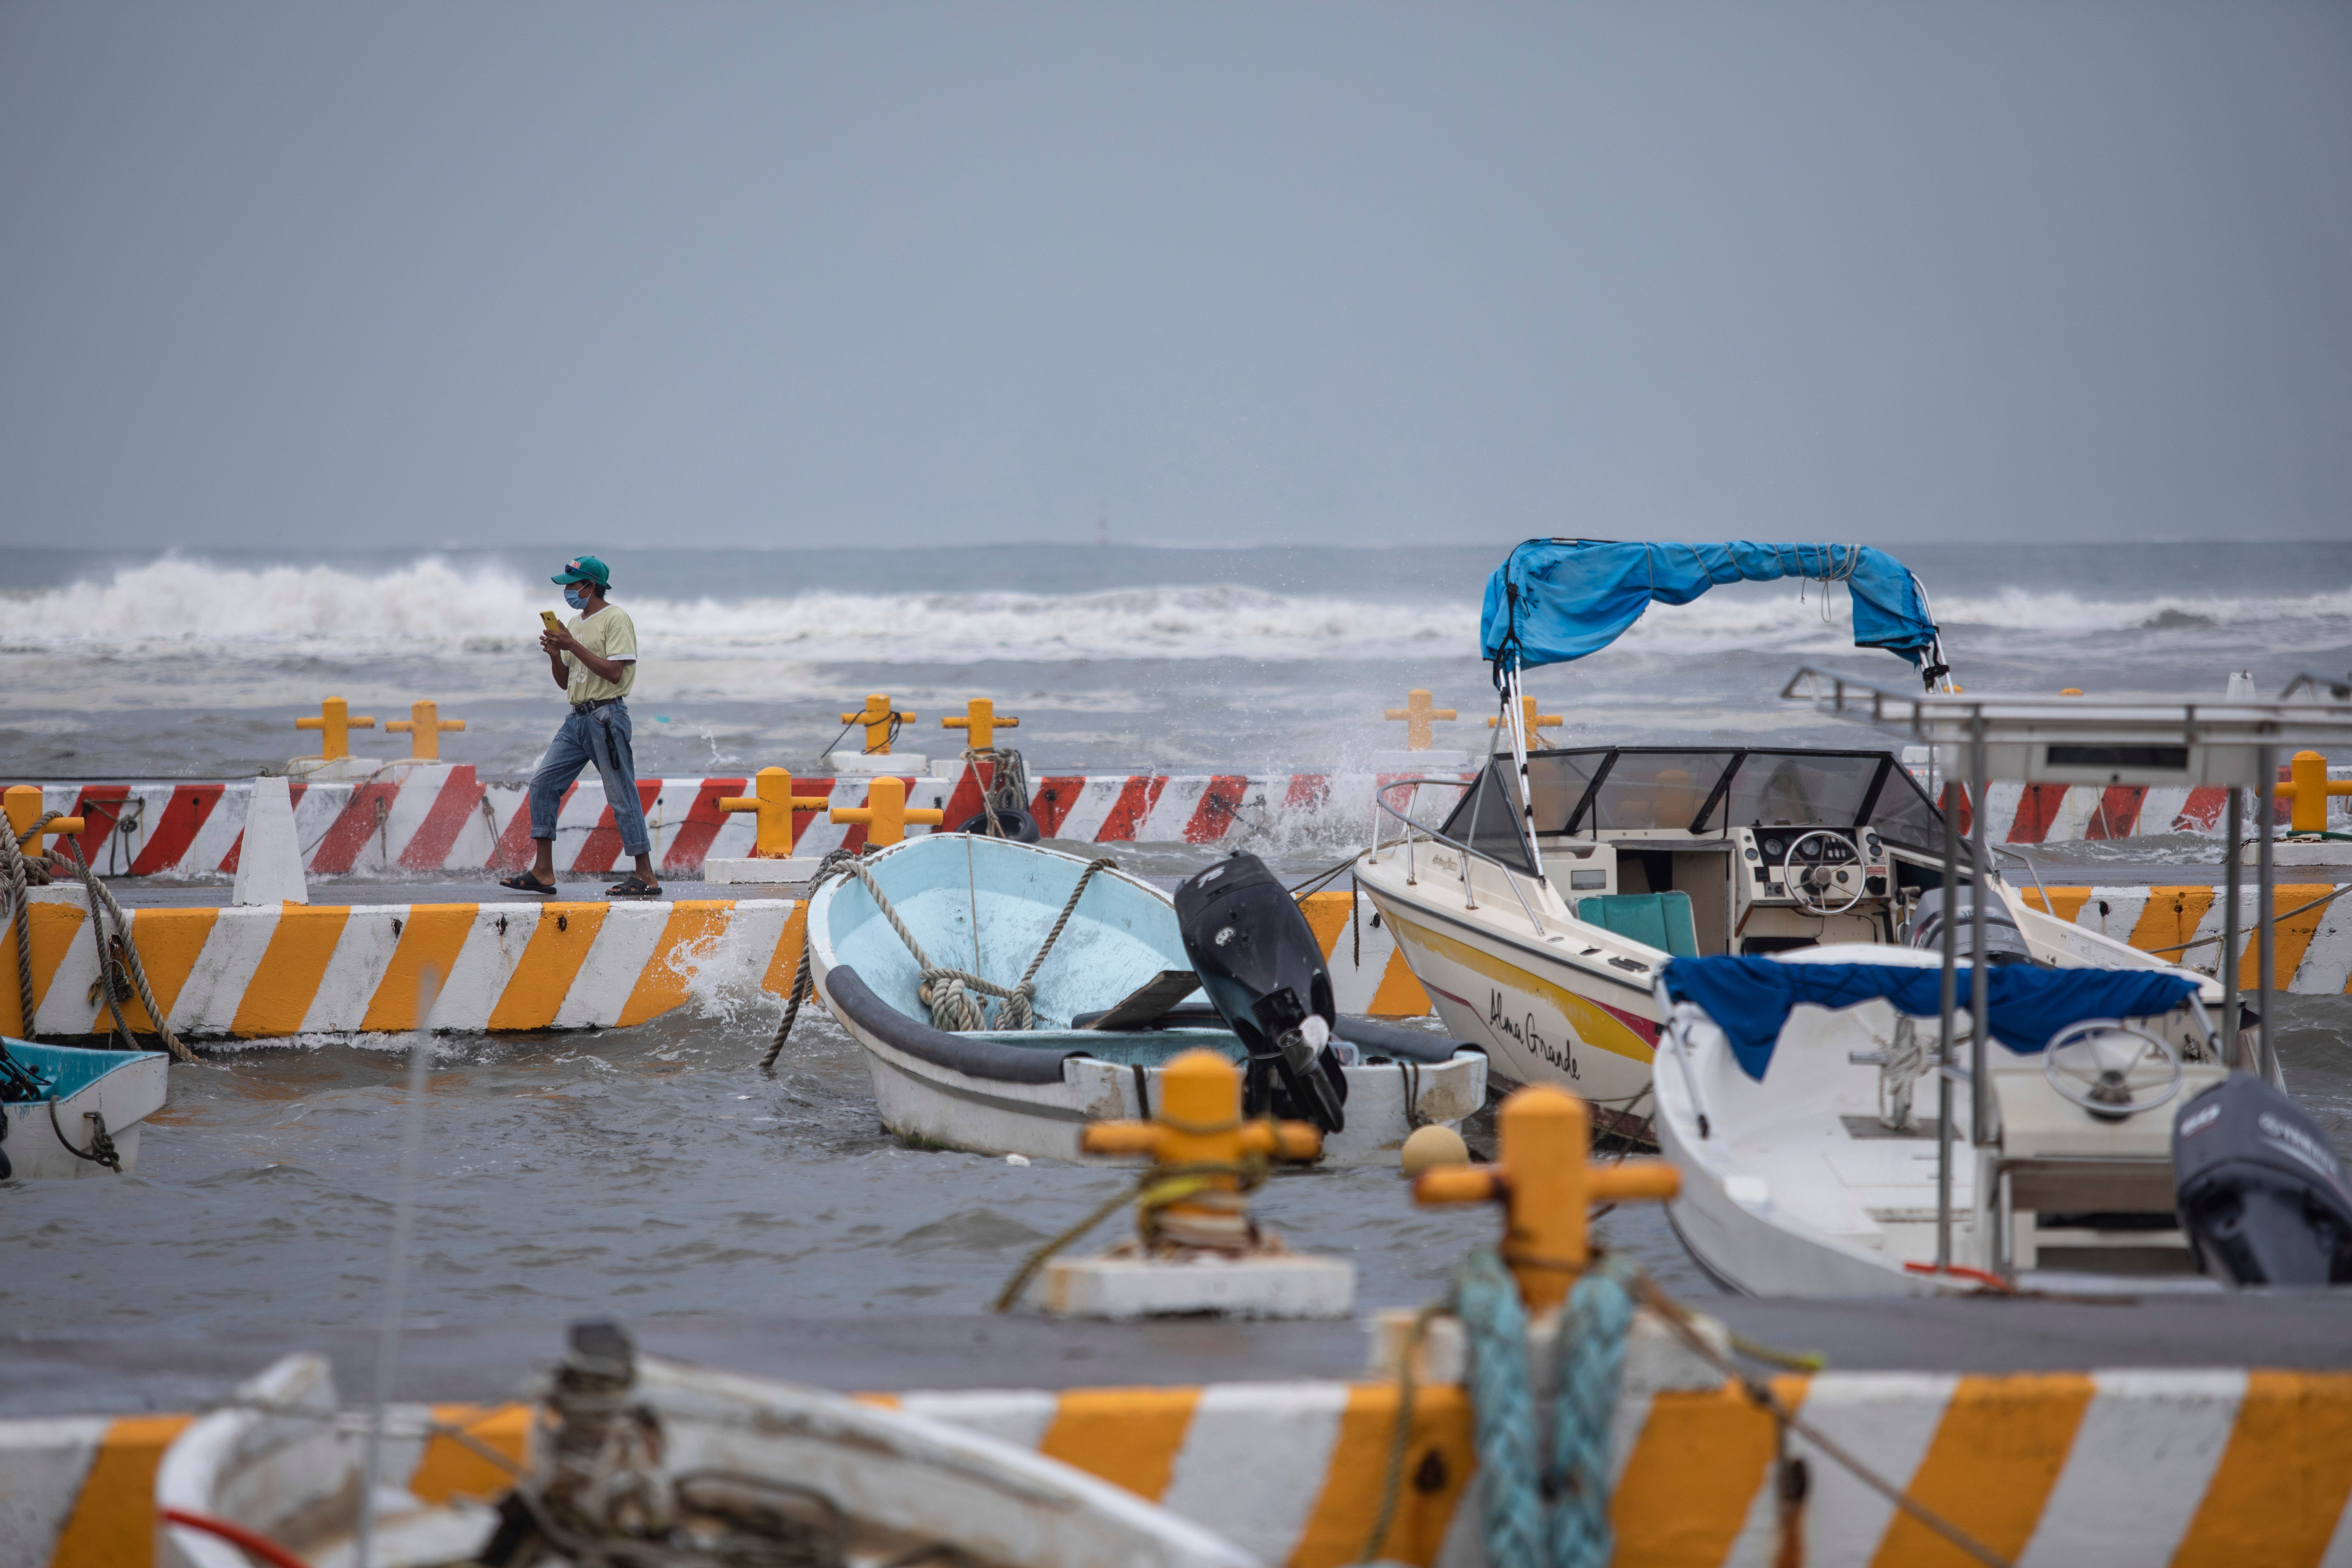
[0,1037,166,1098]
[823,837,1205,1038]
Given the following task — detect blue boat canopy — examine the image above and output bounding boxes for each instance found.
[1480,541,1942,685]
[1659,956,2202,1081]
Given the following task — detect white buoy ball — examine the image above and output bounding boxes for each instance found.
[1400,1124,1470,1177]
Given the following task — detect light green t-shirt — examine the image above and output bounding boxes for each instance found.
[564,606,639,703]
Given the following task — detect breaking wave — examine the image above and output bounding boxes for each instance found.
[6,555,2347,666]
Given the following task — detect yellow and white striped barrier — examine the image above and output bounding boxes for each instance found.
[2023,883,2352,996]
[1,889,804,1041]
[1300,889,1433,1018]
[14,1368,2352,1567]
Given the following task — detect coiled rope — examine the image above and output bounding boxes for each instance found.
[758,847,1119,1070]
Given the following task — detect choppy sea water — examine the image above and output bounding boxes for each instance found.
[4,542,2350,1356]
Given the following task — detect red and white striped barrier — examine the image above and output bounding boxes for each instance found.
[21,767,1449,880]
[27,762,2342,880]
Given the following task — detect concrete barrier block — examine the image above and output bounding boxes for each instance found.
[1041,1254,1356,1319]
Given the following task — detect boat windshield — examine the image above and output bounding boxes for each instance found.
[1436,747,1945,862]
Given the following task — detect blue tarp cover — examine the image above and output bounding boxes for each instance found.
[1480,540,1938,673]
[1660,957,2202,1081]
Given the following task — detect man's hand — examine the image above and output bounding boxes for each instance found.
[539,627,579,657]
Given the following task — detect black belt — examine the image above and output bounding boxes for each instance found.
[571,696,624,716]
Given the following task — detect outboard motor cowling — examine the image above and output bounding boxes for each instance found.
[1903,887,2036,966]
[2174,1073,2352,1286]
[1174,854,1346,1134]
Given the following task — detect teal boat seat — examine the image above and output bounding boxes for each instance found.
[1576,891,1700,958]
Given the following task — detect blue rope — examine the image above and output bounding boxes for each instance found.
[1546,1256,1636,1568]
[1455,1249,1640,1568]
[1457,1247,1545,1568]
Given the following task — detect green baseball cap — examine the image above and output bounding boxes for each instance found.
[551,554,610,588]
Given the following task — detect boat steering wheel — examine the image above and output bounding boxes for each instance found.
[1783,831,1866,917]
[2042,1017,2184,1122]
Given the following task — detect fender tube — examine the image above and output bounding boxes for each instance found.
[824,964,1088,1085]
[1061,1003,1471,1065]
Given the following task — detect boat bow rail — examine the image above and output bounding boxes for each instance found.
[1371,775,1559,940]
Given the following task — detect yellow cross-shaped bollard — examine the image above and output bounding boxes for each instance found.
[830,776,945,848]
[1080,1050,1322,1241]
[384,701,468,762]
[1384,689,1459,751]
[2284,750,2352,835]
[941,698,1020,751]
[1415,1084,1678,1312]
[294,697,376,760]
[841,694,915,756]
[718,768,833,858]
[5,785,83,860]
[1485,695,1562,748]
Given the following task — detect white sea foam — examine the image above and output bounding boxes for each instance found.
[6,555,2346,666]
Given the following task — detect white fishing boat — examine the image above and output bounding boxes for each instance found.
[1653,674,2352,1296]
[803,835,1485,1164]
[2,1036,169,1180]
[156,1321,1258,1568]
[1651,947,2237,1294]
[1354,540,2190,1144]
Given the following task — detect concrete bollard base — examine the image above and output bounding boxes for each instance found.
[1042,1254,1356,1320]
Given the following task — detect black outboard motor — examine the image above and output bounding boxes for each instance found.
[2174,1073,2352,1286]
[1903,887,2036,966]
[1174,854,1347,1134]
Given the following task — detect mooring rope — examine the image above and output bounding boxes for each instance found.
[48,838,195,1063]
[760,847,1120,1069]
[2,817,42,1043]
[850,853,1118,1034]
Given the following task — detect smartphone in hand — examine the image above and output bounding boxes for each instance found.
[541,610,565,636]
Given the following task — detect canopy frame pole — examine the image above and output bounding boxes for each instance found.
[1970,717,1991,1150]
[1937,754,1961,1271]
[2222,787,2242,1070]
[2258,745,2278,1085]
[1502,659,1548,895]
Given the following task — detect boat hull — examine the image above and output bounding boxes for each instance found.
[1353,861,1657,1140]
[802,836,1487,1164]
[1,1042,169,1180]
[830,984,1487,1165]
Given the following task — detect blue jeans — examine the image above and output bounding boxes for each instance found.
[530,702,651,858]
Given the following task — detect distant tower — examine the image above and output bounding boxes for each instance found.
[1097,510,1108,547]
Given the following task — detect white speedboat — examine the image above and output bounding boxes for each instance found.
[2,1037,170,1179]
[1651,947,2236,1295]
[804,835,1485,1164]
[157,1321,1258,1568]
[1354,540,2190,1143]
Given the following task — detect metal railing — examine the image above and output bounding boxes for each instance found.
[1372,776,1553,940]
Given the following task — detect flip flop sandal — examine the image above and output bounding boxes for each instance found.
[609,876,662,899]
[499,873,559,896]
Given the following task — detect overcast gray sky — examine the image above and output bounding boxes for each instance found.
[3,1,2347,552]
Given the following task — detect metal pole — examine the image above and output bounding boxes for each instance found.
[1969,720,1991,1147]
[1937,767,1960,1270]
[2258,746,2278,1083]
[2221,786,2242,1070]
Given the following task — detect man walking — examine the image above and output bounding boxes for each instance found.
[501,555,662,897]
